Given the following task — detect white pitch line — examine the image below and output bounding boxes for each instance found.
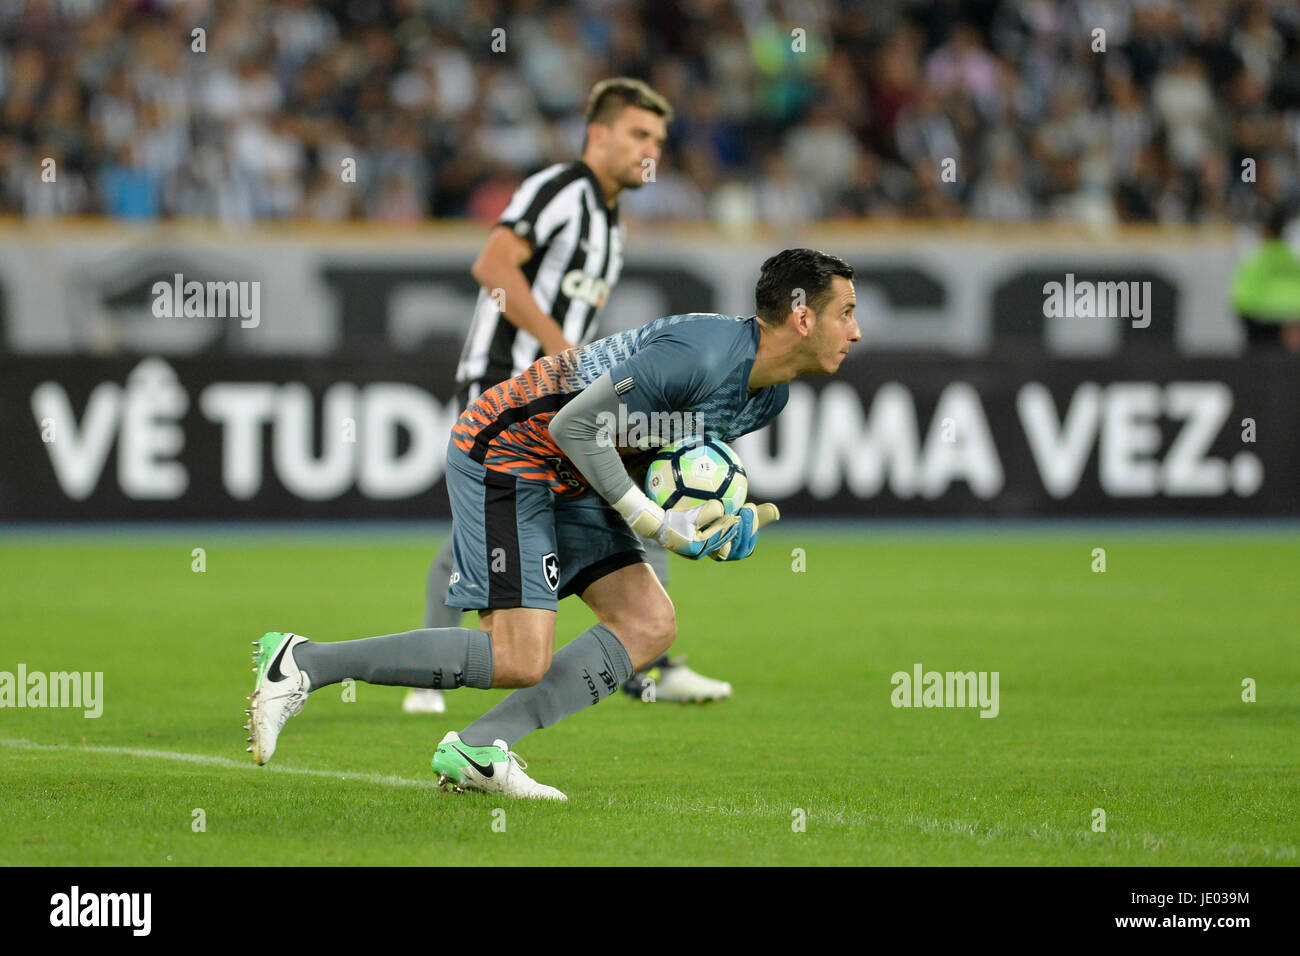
[0,737,436,790]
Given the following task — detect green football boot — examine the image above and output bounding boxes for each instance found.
[245,631,311,765]
[432,731,566,801]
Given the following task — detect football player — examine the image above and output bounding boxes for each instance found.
[247,249,860,799]
[406,76,731,716]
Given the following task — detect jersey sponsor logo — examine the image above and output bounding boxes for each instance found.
[560,270,610,308]
[542,552,560,591]
[545,456,583,490]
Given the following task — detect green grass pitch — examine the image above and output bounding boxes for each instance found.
[1,528,1296,866]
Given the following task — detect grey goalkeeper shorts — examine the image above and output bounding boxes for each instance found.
[443,440,648,612]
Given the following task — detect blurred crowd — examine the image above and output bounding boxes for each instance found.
[2,0,1299,227]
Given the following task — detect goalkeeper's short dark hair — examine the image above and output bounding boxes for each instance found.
[754,249,855,325]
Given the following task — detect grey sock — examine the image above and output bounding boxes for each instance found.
[460,623,634,748]
[294,628,493,690]
[424,536,464,629]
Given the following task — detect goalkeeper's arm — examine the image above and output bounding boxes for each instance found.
[548,374,736,558]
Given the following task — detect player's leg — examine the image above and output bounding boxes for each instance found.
[452,560,671,751]
[246,444,555,765]
[406,390,473,714]
[289,460,558,692]
[620,540,672,696]
[450,492,666,752]
[286,461,557,690]
[426,535,462,630]
[622,539,733,703]
[403,536,464,714]
[429,604,570,800]
[290,608,548,692]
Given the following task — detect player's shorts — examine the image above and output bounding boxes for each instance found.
[444,440,647,611]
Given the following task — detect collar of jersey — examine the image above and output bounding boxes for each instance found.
[576,160,620,221]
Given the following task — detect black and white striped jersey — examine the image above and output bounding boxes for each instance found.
[455,160,625,402]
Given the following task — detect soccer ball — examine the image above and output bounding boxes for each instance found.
[645,436,747,514]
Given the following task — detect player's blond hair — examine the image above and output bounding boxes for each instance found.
[584,77,674,127]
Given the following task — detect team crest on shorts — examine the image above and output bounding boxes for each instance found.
[542,552,560,592]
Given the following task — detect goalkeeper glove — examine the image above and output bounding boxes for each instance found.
[613,487,739,559]
[710,502,780,561]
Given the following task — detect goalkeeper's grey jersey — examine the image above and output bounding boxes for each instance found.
[454,160,625,398]
[450,311,789,497]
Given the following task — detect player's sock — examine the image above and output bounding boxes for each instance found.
[459,623,634,747]
[293,628,493,690]
[424,537,463,629]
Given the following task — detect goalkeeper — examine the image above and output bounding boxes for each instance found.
[244,249,860,800]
